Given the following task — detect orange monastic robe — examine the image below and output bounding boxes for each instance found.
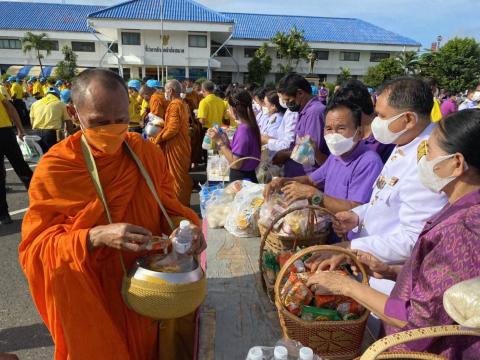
[152,99,192,206]
[19,132,199,360]
[149,92,168,119]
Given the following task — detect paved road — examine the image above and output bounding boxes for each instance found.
[0,159,206,359]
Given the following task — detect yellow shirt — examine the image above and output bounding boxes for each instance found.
[0,85,11,101]
[140,97,149,118]
[30,94,70,130]
[431,98,442,122]
[33,81,44,98]
[129,94,142,126]
[197,94,227,129]
[43,84,50,95]
[10,82,24,100]
[0,93,13,128]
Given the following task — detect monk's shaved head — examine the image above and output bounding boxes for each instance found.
[71,68,128,107]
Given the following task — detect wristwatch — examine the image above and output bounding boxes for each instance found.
[311,192,323,206]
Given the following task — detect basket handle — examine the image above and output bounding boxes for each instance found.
[274,245,369,306]
[222,156,261,185]
[360,325,480,360]
[259,205,345,273]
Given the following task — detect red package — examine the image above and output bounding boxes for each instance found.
[277,252,306,273]
[337,299,365,317]
[281,273,314,316]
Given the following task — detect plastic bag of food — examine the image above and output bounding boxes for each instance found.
[224,180,244,195]
[301,305,342,321]
[291,135,316,166]
[199,182,223,219]
[258,193,289,230]
[256,146,283,184]
[207,155,229,181]
[205,189,235,228]
[443,277,480,328]
[224,181,265,237]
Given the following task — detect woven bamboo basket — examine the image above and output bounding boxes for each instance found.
[259,205,336,302]
[274,245,370,360]
[357,324,480,360]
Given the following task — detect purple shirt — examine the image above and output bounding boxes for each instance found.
[362,134,395,164]
[309,142,383,203]
[384,190,480,359]
[440,98,457,116]
[230,123,261,171]
[284,97,328,177]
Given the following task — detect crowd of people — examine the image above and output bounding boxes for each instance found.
[0,67,478,359]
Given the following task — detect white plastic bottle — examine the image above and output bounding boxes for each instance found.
[273,346,288,360]
[298,347,314,360]
[246,346,263,360]
[173,220,195,272]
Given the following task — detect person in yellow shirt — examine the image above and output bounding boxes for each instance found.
[32,77,44,99]
[8,77,29,127]
[0,90,32,224]
[197,80,226,129]
[0,79,11,101]
[425,77,443,122]
[127,80,143,133]
[30,87,71,152]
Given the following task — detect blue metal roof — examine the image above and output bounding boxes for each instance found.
[89,0,232,24]
[221,12,420,46]
[0,1,104,33]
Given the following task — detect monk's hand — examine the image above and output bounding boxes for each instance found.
[88,223,152,252]
[170,224,207,256]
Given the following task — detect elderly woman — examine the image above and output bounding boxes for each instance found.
[307,109,480,359]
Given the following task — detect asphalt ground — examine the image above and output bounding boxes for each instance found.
[0,158,206,359]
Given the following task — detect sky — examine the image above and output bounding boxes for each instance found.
[30,0,480,48]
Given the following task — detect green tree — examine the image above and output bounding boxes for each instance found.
[395,51,418,75]
[418,37,480,93]
[247,43,272,85]
[55,45,78,82]
[336,67,352,85]
[270,27,310,74]
[363,58,404,88]
[21,32,55,77]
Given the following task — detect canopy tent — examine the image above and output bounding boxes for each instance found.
[4,65,88,79]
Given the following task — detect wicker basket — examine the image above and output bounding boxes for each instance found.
[259,205,335,302]
[274,245,370,360]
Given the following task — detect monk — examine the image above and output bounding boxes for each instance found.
[140,80,168,120]
[19,69,206,360]
[152,80,192,206]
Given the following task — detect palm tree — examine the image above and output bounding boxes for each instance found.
[395,50,418,75]
[21,32,55,78]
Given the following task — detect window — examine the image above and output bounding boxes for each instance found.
[0,38,21,49]
[121,32,141,46]
[188,34,207,48]
[108,42,118,53]
[314,50,329,60]
[210,42,233,57]
[370,52,390,62]
[244,47,259,58]
[49,40,59,51]
[340,51,360,61]
[71,41,95,52]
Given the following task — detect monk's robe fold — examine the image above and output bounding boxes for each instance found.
[149,93,168,120]
[152,99,192,206]
[19,132,199,360]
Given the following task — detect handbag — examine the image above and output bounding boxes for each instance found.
[81,135,206,320]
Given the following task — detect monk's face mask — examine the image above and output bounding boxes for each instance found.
[75,106,128,155]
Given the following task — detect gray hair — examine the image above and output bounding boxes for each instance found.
[202,80,215,93]
[166,79,182,95]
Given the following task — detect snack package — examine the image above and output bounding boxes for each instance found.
[258,193,289,230]
[224,180,244,195]
[224,182,265,237]
[206,189,235,228]
[336,299,365,317]
[314,295,345,309]
[277,252,306,274]
[207,155,229,181]
[281,273,313,316]
[300,306,342,321]
[291,136,316,166]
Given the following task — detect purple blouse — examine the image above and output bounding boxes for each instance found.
[284,97,328,177]
[230,123,261,171]
[384,189,480,359]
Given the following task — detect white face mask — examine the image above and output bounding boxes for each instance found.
[262,106,269,115]
[472,91,480,102]
[371,112,414,144]
[186,87,193,94]
[417,154,458,193]
[180,92,186,99]
[252,101,261,113]
[279,98,288,109]
[324,130,358,156]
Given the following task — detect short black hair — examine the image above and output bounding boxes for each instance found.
[202,80,215,93]
[330,79,374,115]
[326,101,362,127]
[437,109,480,173]
[253,87,267,101]
[277,72,312,96]
[71,68,128,107]
[377,77,433,118]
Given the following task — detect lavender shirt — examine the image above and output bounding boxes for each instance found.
[384,190,480,359]
[362,134,395,164]
[440,98,457,116]
[284,97,328,177]
[309,142,383,203]
[230,123,261,171]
